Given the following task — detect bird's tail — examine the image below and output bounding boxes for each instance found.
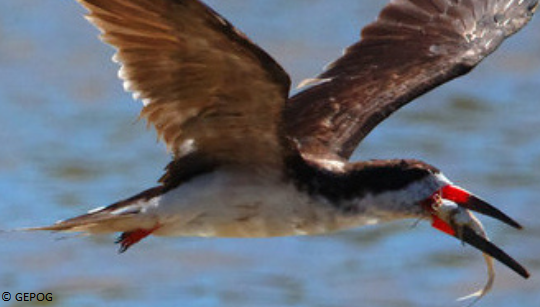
[22,186,164,252]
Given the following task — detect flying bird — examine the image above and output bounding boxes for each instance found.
[28,0,536,297]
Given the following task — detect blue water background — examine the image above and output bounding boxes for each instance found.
[1,1,539,306]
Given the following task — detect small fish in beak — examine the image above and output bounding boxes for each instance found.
[421,185,529,305]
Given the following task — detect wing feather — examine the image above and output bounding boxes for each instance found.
[285,0,537,161]
[77,0,291,166]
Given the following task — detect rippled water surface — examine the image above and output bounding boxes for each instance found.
[1,1,540,306]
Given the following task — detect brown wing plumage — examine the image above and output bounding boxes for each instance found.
[285,0,537,161]
[77,0,291,166]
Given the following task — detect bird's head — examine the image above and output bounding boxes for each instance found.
[342,159,530,281]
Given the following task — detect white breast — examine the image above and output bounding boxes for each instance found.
[140,167,337,237]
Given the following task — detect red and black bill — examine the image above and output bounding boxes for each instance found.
[423,185,530,279]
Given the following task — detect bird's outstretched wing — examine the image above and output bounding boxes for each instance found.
[284,0,537,161]
[77,0,291,166]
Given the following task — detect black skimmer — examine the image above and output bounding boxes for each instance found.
[27,0,535,299]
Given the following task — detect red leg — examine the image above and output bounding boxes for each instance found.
[116,224,161,253]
